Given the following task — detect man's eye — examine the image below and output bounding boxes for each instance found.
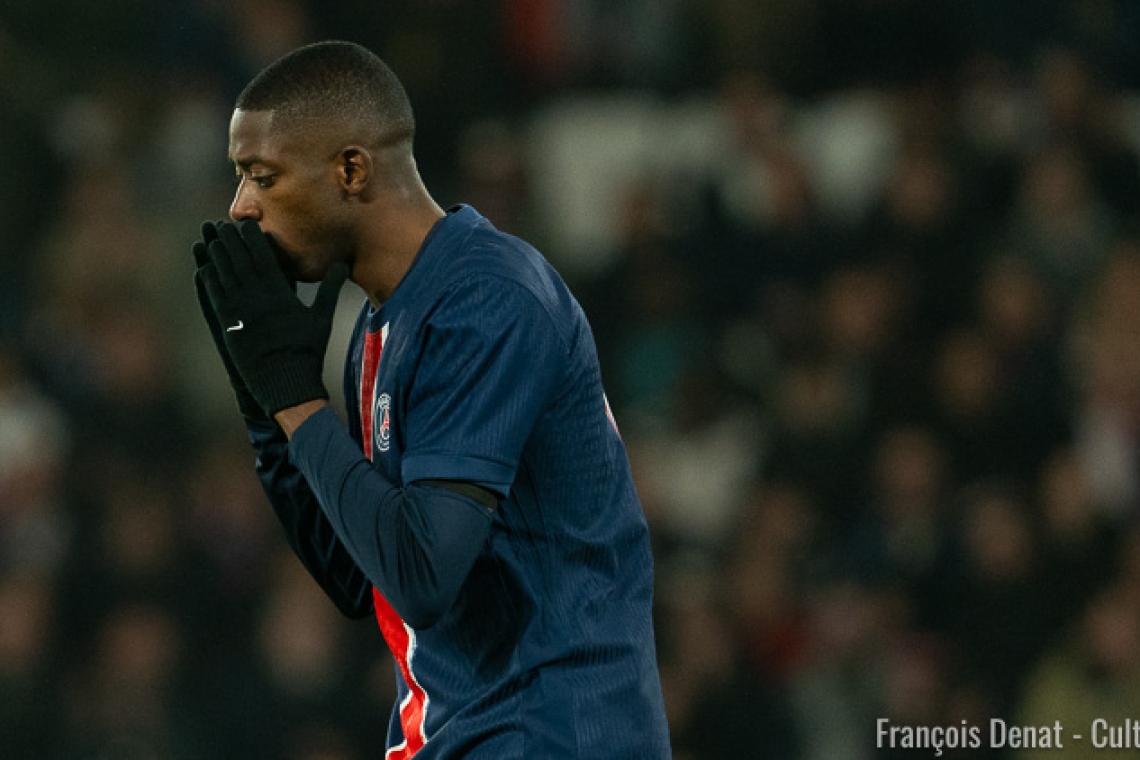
[235,174,275,189]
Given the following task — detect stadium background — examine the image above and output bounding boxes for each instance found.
[5,1,1140,757]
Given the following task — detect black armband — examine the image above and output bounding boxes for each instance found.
[416,479,499,512]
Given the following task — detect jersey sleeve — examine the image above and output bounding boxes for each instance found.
[400,274,570,495]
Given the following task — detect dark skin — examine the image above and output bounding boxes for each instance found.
[227,107,445,437]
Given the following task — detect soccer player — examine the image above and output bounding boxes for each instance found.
[192,41,671,758]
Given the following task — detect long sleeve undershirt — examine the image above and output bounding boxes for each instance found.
[286,405,495,629]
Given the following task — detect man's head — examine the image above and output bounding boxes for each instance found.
[235,40,414,150]
[227,41,418,281]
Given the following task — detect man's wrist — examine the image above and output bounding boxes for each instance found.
[274,399,331,439]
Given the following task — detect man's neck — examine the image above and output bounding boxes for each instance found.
[355,196,446,307]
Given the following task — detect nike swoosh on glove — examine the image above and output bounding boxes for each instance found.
[198,219,348,417]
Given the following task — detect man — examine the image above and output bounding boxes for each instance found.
[192,40,670,758]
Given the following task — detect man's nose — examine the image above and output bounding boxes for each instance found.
[229,180,261,222]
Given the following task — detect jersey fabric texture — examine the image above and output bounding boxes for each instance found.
[247,205,670,759]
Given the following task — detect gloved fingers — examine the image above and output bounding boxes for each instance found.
[207,238,240,291]
[198,261,226,314]
[194,220,227,271]
[237,218,284,280]
[200,219,224,248]
[196,262,253,385]
[193,267,224,335]
[216,222,258,282]
[191,239,210,270]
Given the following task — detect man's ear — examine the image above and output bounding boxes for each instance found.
[338,146,372,197]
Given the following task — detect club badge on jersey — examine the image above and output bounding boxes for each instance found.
[374,392,392,453]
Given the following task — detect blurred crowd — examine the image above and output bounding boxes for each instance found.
[6,1,1140,758]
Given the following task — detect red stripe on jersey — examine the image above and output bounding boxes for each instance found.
[359,328,385,460]
[359,325,429,757]
[375,587,429,759]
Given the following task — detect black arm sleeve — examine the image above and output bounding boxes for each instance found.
[247,417,375,619]
[288,406,496,630]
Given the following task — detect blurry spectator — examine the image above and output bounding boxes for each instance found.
[0,344,71,576]
[1001,142,1118,309]
[667,512,807,759]
[1027,47,1140,219]
[1068,242,1140,517]
[719,484,819,684]
[626,366,764,562]
[581,177,703,423]
[957,54,1032,160]
[197,554,384,760]
[795,90,898,225]
[763,350,868,520]
[954,54,1031,240]
[927,327,1031,480]
[843,424,956,631]
[56,455,190,643]
[28,161,175,327]
[1036,446,1119,639]
[943,483,1053,720]
[974,253,1070,458]
[692,74,838,346]
[859,141,977,345]
[817,262,920,431]
[225,0,314,77]
[0,571,59,759]
[22,160,193,471]
[181,438,281,651]
[55,602,201,758]
[977,255,1055,360]
[0,38,56,338]
[1016,581,1140,760]
[453,118,534,238]
[653,564,737,757]
[789,579,900,760]
[146,78,234,225]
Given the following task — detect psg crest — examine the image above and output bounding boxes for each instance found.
[374,392,392,453]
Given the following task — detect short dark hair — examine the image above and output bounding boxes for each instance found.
[235,40,414,147]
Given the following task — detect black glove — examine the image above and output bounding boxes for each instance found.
[192,221,265,419]
[198,219,348,417]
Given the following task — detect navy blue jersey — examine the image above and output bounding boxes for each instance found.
[252,205,669,758]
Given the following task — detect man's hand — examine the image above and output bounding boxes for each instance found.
[198,219,348,417]
[192,221,266,419]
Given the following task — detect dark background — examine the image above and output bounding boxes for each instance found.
[4,1,1140,757]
